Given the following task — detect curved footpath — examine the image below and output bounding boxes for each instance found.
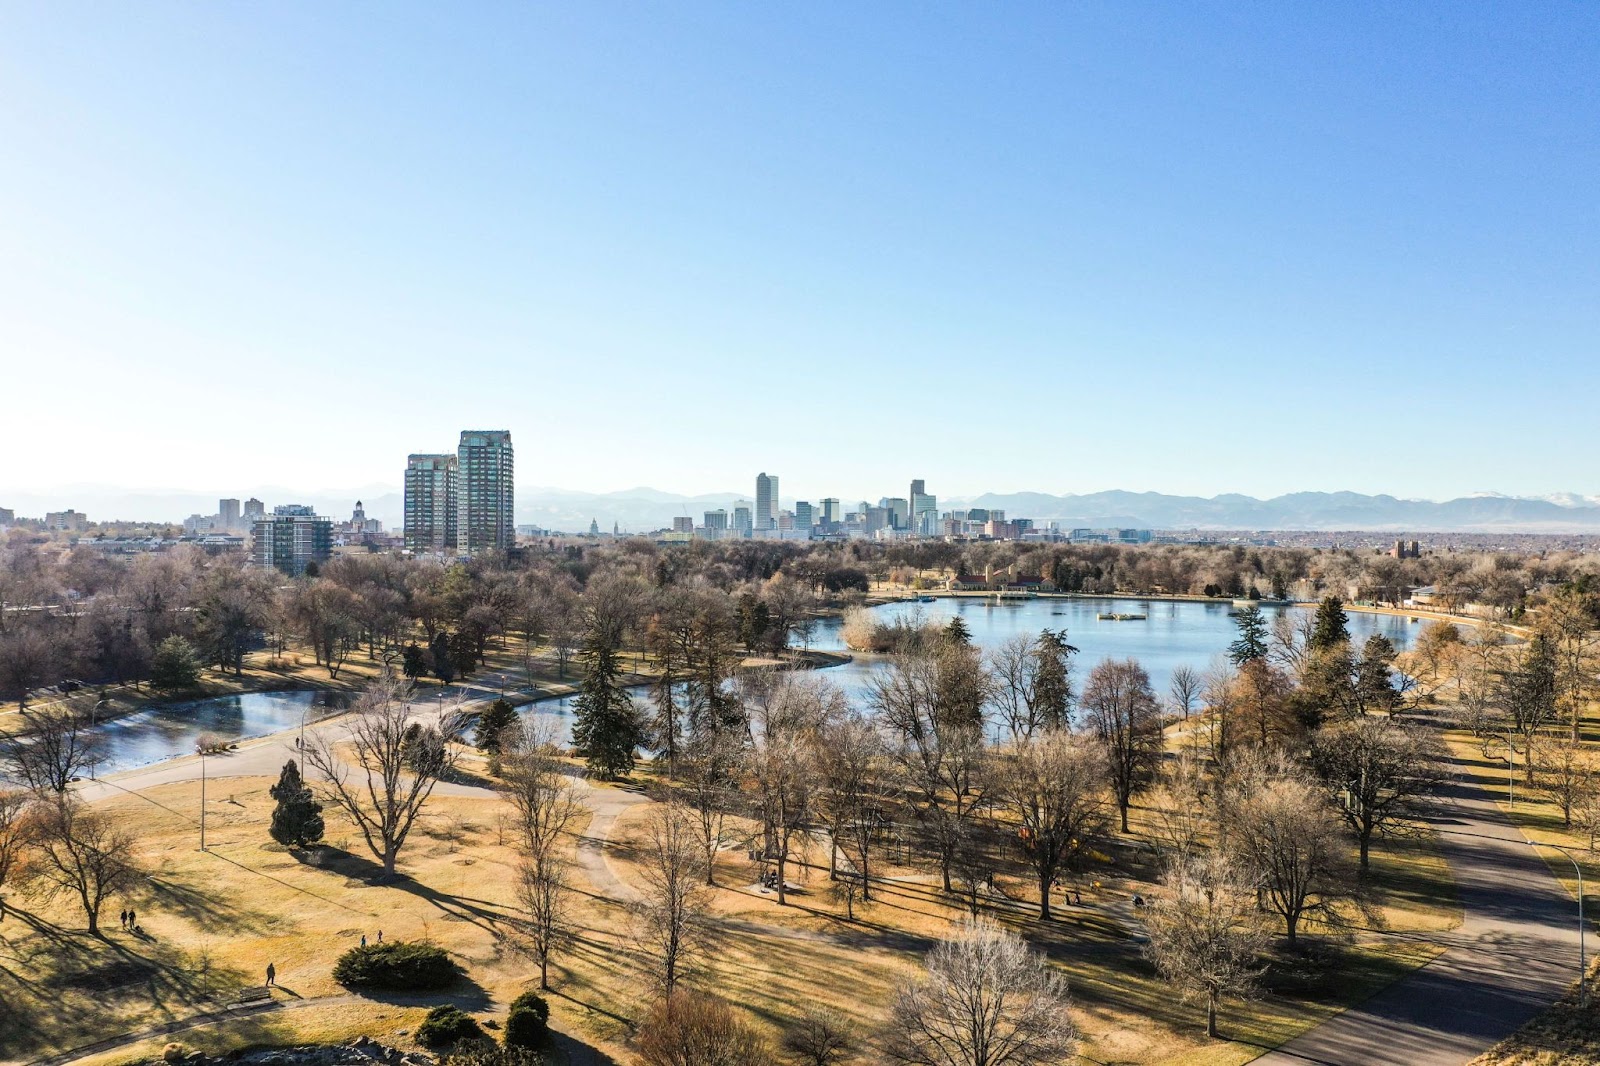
[1251,755,1580,1066]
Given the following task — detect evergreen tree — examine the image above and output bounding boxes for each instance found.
[474,698,519,753]
[150,635,202,691]
[572,626,644,779]
[448,630,478,678]
[269,759,325,847]
[1228,606,1268,666]
[402,642,428,680]
[430,632,455,685]
[944,616,972,646]
[1032,629,1077,729]
[1310,596,1351,651]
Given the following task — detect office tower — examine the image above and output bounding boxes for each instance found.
[405,454,459,552]
[820,498,840,526]
[672,517,694,533]
[865,506,890,533]
[733,503,753,536]
[883,497,909,530]
[755,472,778,531]
[909,479,937,535]
[704,509,728,531]
[243,498,265,518]
[252,505,332,576]
[794,501,813,529]
[456,430,515,553]
[219,499,241,527]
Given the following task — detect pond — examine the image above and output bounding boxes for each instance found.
[89,690,349,776]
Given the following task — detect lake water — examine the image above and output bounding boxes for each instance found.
[527,596,1422,744]
[89,690,348,776]
[78,598,1421,772]
[804,596,1420,703]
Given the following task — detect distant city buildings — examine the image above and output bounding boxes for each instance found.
[252,505,332,576]
[44,509,87,532]
[402,429,514,554]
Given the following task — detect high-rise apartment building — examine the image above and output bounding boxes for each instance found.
[755,472,778,531]
[405,454,459,552]
[219,499,241,527]
[253,505,332,576]
[244,498,265,518]
[455,430,515,553]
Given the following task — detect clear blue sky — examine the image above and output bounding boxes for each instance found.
[1,2,1595,506]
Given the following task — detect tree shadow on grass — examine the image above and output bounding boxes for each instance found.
[309,845,519,935]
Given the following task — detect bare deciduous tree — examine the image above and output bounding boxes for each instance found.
[872,653,990,894]
[31,798,140,935]
[0,789,35,921]
[1309,717,1446,871]
[884,918,1077,1066]
[303,673,461,876]
[1143,852,1268,1039]
[1538,736,1599,828]
[999,729,1107,920]
[1168,664,1203,721]
[813,709,883,901]
[1081,658,1164,832]
[503,719,583,990]
[1231,772,1358,942]
[783,1006,856,1066]
[0,701,103,794]
[635,800,711,996]
[747,676,832,905]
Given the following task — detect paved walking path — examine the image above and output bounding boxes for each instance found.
[1252,761,1581,1066]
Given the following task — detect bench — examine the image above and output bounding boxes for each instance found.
[236,985,273,1006]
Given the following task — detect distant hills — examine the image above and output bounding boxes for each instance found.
[9,485,1600,534]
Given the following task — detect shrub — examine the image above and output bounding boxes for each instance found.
[331,941,459,990]
[504,990,550,1049]
[417,1005,484,1048]
[161,1044,187,1064]
[635,992,770,1066]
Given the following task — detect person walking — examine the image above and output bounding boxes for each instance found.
[265,962,276,986]
[119,909,128,929]
[376,929,382,943]
[127,908,137,930]
[360,934,367,948]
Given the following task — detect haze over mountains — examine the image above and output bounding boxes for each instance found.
[12,485,1600,534]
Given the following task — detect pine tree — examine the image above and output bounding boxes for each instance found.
[402,642,428,680]
[944,616,972,646]
[1032,629,1077,729]
[572,627,644,780]
[1228,606,1268,666]
[1310,596,1350,651]
[474,698,519,753]
[269,759,325,847]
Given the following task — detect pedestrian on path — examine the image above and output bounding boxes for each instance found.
[265,962,276,986]
[376,929,382,943]
[127,908,136,929]
[119,909,128,929]
[361,934,367,948]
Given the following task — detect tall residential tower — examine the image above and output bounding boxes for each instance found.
[456,430,515,553]
[404,454,458,552]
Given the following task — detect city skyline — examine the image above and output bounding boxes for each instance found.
[2,5,1597,502]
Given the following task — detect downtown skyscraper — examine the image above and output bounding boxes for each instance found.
[755,472,779,531]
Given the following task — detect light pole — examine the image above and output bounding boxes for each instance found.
[197,741,208,851]
[1535,841,1587,1006]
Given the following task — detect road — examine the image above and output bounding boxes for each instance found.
[1251,760,1582,1066]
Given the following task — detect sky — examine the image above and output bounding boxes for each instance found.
[1,2,1596,510]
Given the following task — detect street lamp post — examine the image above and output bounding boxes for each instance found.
[1536,841,1587,1006]
[197,743,207,851]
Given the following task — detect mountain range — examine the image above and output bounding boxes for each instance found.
[9,485,1600,534]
